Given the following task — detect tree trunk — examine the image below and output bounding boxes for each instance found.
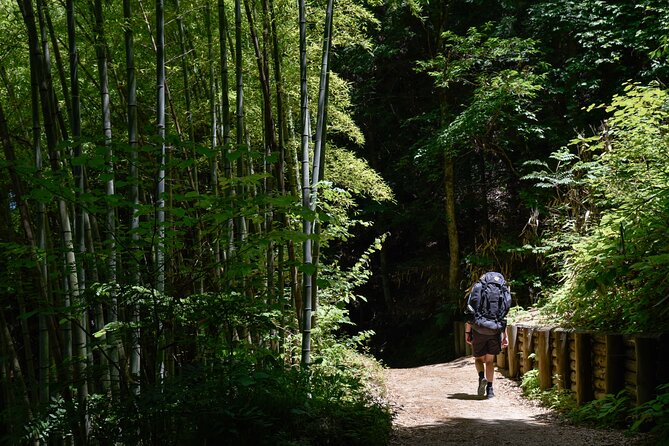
[19,0,88,440]
[309,0,334,323]
[65,1,79,385]
[217,0,231,271]
[156,0,167,387]
[298,0,312,366]
[36,0,67,142]
[242,0,277,310]
[0,311,34,438]
[234,0,247,242]
[311,0,333,189]
[444,156,459,290]
[433,3,459,292]
[122,0,141,391]
[201,0,215,294]
[267,0,298,343]
[44,4,71,127]
[0,98,46,415]
[175,0,195,143]
[267,0,285,194]
[173,0,199,196]
[218,0,234,265]
[93,0,118,394]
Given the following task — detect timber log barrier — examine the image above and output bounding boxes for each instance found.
[453,321,669,406]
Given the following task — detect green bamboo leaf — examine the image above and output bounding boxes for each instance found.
[298,263,317,275]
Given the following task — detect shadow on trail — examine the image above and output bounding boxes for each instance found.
[446,393,485,401]
[437,358,473,369]
[390,416,650,446]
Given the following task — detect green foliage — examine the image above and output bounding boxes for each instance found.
[519,369,540,397]
[521,379,669,441]
[317,183,371,246]
[0,0,398,442]
[319,233,388,305]
[325,147,395,203]
[10,193,390,444]
[419,25,543,90]
[21,348,391,446]
[569,391,633,429]
[326,75,368,146]
[520,370,576,412]
[527,0,669,129]
[414,23,545,161]
[630,383,669,438]
[526,84,669,332]
[506,305,532,325]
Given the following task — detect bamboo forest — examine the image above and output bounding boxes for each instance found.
[1,0,669,444]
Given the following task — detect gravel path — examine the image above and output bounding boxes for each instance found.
[384,356,653,446]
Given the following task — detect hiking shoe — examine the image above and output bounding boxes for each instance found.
[477,378,488,397]
[486,387,495,399]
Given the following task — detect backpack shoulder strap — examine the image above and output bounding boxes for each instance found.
[467,281,483,313]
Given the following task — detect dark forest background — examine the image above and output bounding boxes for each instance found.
[334,0,669,366]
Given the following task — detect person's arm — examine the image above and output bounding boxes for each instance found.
[465,322,473,344]
[501,329,508,348]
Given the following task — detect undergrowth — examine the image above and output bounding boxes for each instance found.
[520,370,669,443]
[519,369,575,412]
[19,348,392,446]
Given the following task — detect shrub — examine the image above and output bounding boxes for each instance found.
[568,391,632,429]
[630,383,669,439]
[24,349,391,446]
[520,369,575,412]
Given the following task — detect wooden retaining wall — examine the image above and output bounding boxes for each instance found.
[453,322,669,405]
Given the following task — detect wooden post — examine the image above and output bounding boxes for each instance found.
[496,346,507,370]
[537,329,552,390]
[555,329,571,390]
[462,322,469,356]
[496,325,507,369]
[635,336,656,405]
[657,333,669,386]
[453,321,464,357]
[506,325,519,378]
[522,327,535,375]
[605,334,625,395]
[574,332,593,405]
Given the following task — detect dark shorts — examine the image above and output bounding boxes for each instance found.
[472,330,502,357]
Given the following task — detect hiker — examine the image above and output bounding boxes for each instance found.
[464,271,511,399]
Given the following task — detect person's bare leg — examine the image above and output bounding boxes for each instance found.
[475,355,487,396]
[475,357,484,374]
[484,354,496,398]
[484,354,495,382]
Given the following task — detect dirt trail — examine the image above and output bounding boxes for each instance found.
[385,356,652,446]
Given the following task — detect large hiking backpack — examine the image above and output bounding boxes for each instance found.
[467,272,512,332]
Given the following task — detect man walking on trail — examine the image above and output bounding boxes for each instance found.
[464,271,511,399]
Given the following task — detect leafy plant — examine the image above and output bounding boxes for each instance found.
[520,368,541,398]
[630,383,669,438]
[568,391,632,429]
[524,84,669,332]
[520,369,667,442]
[520,370,575,412]
[23,348,391,446]
[415,23,546,161]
